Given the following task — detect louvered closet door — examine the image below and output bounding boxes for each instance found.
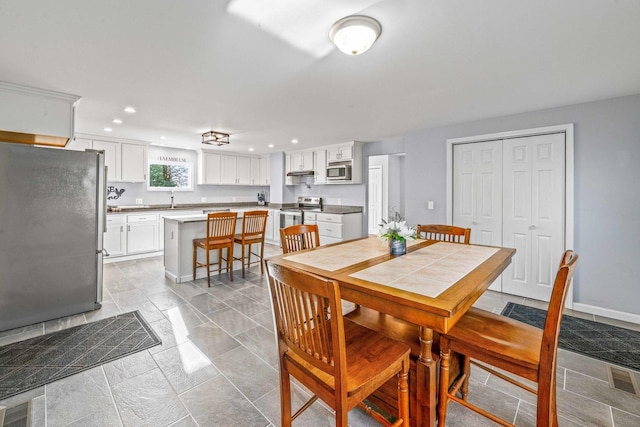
[453,140,503,290]
[502,133,565,301]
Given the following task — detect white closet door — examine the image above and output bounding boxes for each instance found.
[453,140,503,245]
[502,133,565,301]
[453,140,503,290]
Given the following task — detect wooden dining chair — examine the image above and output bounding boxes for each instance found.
[437,250,578,427]
[265,261,411,427]
[415,224,471,244]
[192,211,238,286]
[233,210,269,278]
[279,224,320,254]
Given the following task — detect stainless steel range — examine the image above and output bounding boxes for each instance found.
[279,196,322,229]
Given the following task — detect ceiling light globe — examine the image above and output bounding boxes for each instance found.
[330,15,381,56]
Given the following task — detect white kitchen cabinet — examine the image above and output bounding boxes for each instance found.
[259,156,270,186]
[314,149,327,184]
[121,143,147,182]
[199,151,222,184]
[126,214,158,254]
[316,212,362,245]
[104,215,126,257]
[250,157,260,185]
[74,135,148,182]
[265,209,281,244]
[327,144,353,162]
[92,140,119,181]
[288,151,314,172]
[0,81,79,147]
[221,154,252,185]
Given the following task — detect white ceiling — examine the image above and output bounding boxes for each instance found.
[1,0,639,154]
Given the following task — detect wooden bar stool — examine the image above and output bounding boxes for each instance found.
[192,211,237,286]
[437,250,578,427]
[265,261,411,427]
[233,210,269,278]
[279,224,320,254]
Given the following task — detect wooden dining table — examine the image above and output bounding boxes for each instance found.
[266,236,515,427]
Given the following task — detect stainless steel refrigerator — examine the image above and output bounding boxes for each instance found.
[0,142,107,332]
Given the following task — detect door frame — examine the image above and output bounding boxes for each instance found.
[368,164,384,235]
[445,124,575,307]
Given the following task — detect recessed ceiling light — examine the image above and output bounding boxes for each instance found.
[112,118,122,124]
[160,136,167,140]
[104,127,113,132]
[124,106,136,113]
[268,144,274,148]
[248,148,255,152]
[291,139,298,144]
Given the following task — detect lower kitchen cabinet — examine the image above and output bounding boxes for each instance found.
[126,214,158,254]
[315,212,362,245]
[104,215,126,257]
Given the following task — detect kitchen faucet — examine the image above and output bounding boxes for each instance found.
[170,190,175,208]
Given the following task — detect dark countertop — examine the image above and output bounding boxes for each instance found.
[107,203,363,215]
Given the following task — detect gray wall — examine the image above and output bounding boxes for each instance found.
[364,94,640,316]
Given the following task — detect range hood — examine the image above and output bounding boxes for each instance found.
[286,170,315,177]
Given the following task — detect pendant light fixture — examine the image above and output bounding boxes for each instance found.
[202,130,230,146]
[329,15,381,56]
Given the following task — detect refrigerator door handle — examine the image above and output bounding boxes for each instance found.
[98,248,110,257]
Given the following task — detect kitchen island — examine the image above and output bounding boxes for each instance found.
[163,212,248,283]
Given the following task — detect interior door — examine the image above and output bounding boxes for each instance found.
[502,133,565,300]
[368,165,383,234]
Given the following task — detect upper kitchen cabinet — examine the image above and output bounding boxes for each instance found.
[314,149,327,184]
[326,144,353,162]
[221,154,251,185]
[71,134,148,182]
[258,155,270,186]
[0,81,80,147]
[288,151,314,172]
[198,151,222,185]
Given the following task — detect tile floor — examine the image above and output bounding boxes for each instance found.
[1,244,639,426]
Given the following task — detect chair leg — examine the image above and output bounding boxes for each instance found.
[398,360,410,426]
[218,249,222,275]
[280,366,292,427]
[193,243,197,281]
[206,247,211,287]
[241,242,246,278]
[438,339,451,427]
[259,241,265,274]
[229,244,234,281]
[461,355,471,400]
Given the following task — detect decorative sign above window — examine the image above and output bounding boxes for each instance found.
[147,160,193,191]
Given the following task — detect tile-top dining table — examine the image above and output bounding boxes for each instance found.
[266,236,515,427]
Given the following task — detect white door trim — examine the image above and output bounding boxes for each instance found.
[446,123,575,307]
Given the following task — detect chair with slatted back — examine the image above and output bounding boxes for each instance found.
[415,224,471,244]
[279,224,320,254]
[233,210,269,278]
[437,250,578,427]
[265,260,411,427]
[192,211,238,286]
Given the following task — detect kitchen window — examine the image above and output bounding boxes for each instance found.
[147,160,193,191]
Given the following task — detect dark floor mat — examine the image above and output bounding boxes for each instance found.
[501,302,640,372]
[0,311,161,401]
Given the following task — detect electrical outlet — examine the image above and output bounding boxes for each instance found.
[201,197,207,203]
[135,198,143,205]
[428,201,434,210]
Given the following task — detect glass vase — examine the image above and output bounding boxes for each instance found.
[389,238,406,256]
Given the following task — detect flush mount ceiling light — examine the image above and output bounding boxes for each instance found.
[329,15,381,55]
[202,130,230,146]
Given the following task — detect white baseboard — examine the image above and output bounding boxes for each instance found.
[573,302,640,325]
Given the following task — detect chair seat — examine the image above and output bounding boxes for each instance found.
[233,233,264,244]
[194,237,234,247]
[286,318,411,397]
[445,307,543,379]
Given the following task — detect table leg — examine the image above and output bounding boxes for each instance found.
[417,326,436,427]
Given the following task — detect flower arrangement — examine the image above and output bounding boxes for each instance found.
[377,208,416,243]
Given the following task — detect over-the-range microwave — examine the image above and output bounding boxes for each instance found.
[326,164,352,181]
